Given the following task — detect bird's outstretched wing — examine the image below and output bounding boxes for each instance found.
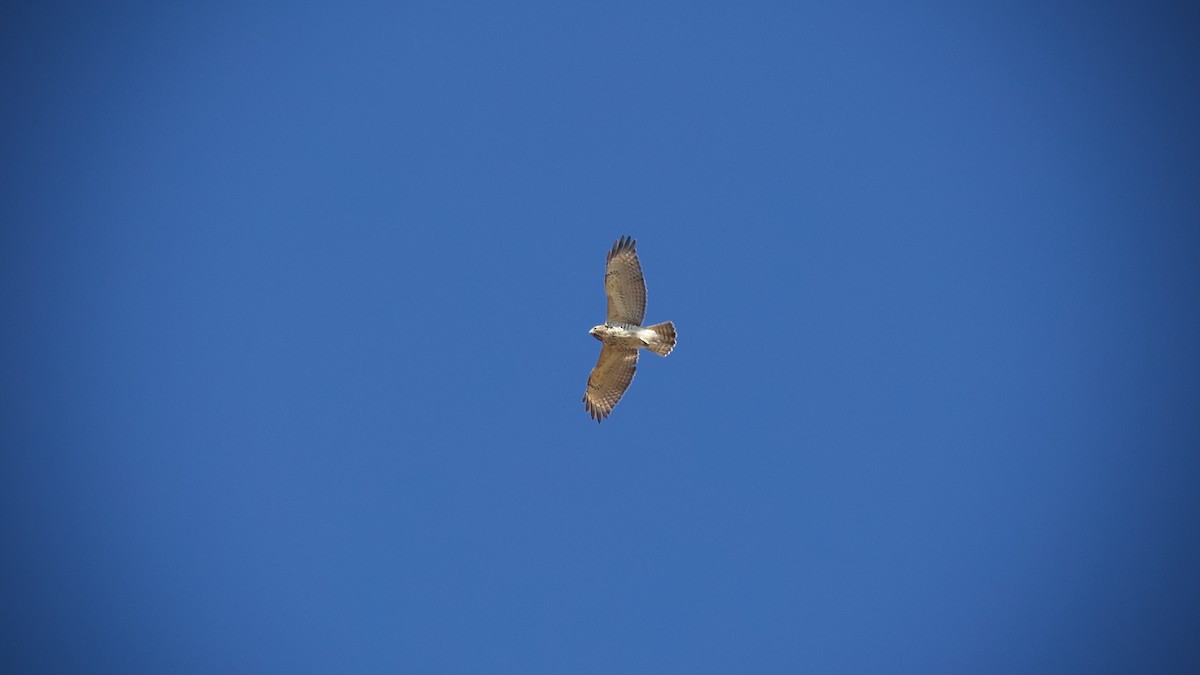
[583,346,639,423]
[605,236,646,325]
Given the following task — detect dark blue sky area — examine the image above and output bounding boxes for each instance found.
[3,2,1199,673]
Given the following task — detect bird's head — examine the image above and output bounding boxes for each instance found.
[589,324,606,341]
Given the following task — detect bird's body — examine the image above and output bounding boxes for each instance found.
[590,322,675,355]
[583,236,676,422]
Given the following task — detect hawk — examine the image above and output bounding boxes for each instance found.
[583,236,676,422]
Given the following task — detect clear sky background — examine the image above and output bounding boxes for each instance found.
[3,2,1199,673]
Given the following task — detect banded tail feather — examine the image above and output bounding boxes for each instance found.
[644,321,676,357]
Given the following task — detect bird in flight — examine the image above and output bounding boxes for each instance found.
[583,236,676,422]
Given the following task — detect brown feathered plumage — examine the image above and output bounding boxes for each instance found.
[583,236,676,423]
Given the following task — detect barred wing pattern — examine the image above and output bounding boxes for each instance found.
[605,235,646,325]
[583,346,639,422]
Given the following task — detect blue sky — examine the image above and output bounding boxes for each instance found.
[2,2,1199,672]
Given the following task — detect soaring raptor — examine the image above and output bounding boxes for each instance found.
[583,236,676,422]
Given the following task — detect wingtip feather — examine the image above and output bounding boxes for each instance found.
[607,235,637,261]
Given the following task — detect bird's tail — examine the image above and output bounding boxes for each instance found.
[644,321,676,357]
